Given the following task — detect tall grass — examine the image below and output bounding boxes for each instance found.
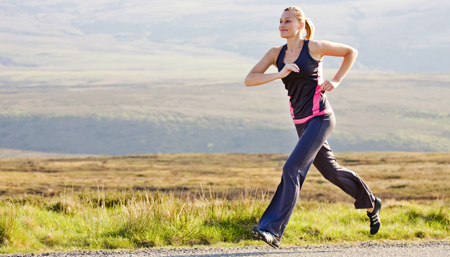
[0,191,449,253]
[0,205,17,245]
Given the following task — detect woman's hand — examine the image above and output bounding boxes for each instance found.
[278,63,300,78]
[320,79,340,91]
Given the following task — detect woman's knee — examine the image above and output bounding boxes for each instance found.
[282,162,304,187]
[282,160,299,177]
[282,162,294,174]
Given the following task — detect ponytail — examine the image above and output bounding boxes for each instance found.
[304,17,315,40]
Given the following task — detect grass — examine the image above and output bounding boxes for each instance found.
[0,205,17,245]
[0,191,449,253]
[0,152,449,253]
[0,190,263,252]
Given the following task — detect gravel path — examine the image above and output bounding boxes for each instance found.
[5,241,450,257]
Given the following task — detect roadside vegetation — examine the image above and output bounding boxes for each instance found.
[0,152,449,253]
[0,190,449,253]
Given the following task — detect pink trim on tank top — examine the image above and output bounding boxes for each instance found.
[288,96,295,118]
[312,62,324,114]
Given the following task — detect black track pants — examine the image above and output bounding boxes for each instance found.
[257,113,375,238]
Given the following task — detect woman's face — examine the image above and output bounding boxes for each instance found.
[279,10,303,39]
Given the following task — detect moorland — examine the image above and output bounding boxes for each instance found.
[0,152,449,253]
[1,152,450,201]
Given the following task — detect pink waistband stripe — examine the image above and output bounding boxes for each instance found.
[293,108,333,124]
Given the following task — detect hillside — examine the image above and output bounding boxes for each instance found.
[0,0,449,154]
[0,72,449,154]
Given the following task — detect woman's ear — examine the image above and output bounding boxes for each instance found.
[296,22,303,32]
[299,21,305,31]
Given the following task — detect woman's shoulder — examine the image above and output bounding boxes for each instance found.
[308,40,341,50]
[268,45,285,53]
[307,39,335,54]
[307,39,327,48]
[306,40,329,61]
[271,45,285,50]
[266,45,285,58]
[261,45,285,64]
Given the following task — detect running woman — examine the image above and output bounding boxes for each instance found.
[245,7,381,248]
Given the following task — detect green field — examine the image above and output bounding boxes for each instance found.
[0,152,450,253]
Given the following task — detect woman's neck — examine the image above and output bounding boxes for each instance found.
[286,36,304,52]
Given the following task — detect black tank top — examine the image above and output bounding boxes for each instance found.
[276,40,333,125]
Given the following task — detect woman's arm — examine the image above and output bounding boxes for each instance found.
[244,47,299,87]
[309,40,358,91]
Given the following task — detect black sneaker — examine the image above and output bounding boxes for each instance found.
[367,197,382,235]
[252,227,281,248]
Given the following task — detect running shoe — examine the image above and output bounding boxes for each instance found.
[367,197,382,235]
[252,227,281,248]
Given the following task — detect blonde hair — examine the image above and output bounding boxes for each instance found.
[284,6,315,40]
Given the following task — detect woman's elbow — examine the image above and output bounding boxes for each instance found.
[344,48,358,60]
[244,75,253,87]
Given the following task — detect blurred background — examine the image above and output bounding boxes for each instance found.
[1,0,449,156]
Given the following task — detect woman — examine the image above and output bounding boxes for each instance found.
[245,7,381,248]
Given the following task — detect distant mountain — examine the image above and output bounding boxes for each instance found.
[1,0,449,74]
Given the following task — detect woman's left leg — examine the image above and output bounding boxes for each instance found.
[312,140,375,209]
[311,115,382,234]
